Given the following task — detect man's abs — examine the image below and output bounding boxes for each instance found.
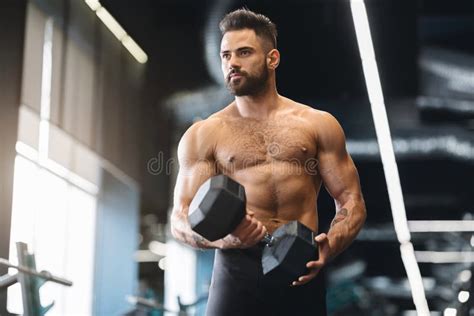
[229,164,321,234]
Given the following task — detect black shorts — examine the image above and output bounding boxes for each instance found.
[206,245,327,316]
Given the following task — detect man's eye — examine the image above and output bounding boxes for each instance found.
[241,51,250,56]
[222,54,230,59]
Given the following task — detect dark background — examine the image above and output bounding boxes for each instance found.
[101,0,474,314]
[0,0,472,314]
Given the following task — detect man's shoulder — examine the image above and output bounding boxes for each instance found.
[182,102,235,141]
[282,98,338,126]
[178,117,223,160]
[182,116,223,141]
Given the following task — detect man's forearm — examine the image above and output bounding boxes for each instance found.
[170,212,245,250]
[326,198,366,260]
[170,212,218,249]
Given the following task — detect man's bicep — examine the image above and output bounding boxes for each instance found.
[319,153,361,206]
[171,122,219,224]
[172,160,218,214]
[316,113,362,205]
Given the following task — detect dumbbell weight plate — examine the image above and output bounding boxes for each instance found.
[188,175,246,241]
[262,221,318,285]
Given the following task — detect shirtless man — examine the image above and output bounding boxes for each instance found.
[170,8,366,316]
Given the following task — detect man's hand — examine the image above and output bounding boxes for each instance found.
[291,233,331,286]
[226,211,267,248]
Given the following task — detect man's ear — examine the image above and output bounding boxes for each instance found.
[267,49,280,70]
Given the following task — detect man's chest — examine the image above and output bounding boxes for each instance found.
[214,119,317,171]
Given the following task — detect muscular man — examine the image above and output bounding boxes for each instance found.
[170,8,366,316]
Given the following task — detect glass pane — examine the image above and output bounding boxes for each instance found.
[8,155,96,315]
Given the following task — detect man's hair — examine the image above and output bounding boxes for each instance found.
[219,8,277,50]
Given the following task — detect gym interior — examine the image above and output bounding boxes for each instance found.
[0,0,472,315]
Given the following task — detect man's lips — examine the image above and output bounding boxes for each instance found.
[229,72,244,80]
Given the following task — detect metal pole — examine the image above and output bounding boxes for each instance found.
[0,258,72,287]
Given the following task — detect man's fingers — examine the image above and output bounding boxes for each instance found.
[306,260,324,269]
[292,279,311,286]
[258,225,267,240]
[298,275,313,283]
[243,221,266,245]
[248,221,263,238]
[235,216,256,236]
[246,226,262,242]
[291,270,318,286]
[314,233,327,243]
[232,216,251,235]
[232,213,268,248]
[246,223,267,246]
[242,219,259,236]
[290,236,327,287]
[233,217,267,247]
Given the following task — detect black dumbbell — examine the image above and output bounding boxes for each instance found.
[188,174,318,285]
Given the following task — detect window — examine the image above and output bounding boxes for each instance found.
[8,154,97,315]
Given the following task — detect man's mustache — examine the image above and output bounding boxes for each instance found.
[227,70,247,81]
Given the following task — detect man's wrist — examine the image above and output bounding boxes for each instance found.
[212,239,225,249]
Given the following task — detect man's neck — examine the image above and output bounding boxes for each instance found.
[234,87,281,120]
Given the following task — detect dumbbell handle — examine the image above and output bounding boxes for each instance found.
[260,224,317,248]
[262,233,275,247]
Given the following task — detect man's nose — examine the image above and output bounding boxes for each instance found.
[229,54,241,69]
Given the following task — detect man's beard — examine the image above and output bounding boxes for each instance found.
[225,64,269,96]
